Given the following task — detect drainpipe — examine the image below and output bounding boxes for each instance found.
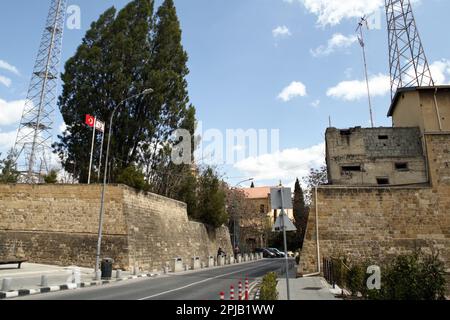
[303,186,321,277]
[433,88,443,131]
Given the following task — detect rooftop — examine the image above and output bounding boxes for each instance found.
[242,187,272,199]
[387,85,450,117]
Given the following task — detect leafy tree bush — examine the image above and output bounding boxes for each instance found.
[116,166,148,191]
[194,167,228,228]
[0,150,20,184]
[43,169,59,184]
[346,264,366,297]
[379,251,446,300]
[260,272,278,300]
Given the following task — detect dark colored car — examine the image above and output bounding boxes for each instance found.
[267,248,285,258]
[255,248,276,258]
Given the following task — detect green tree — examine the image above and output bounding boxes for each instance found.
[303,165,328,205]
[293,178,308,249]
[116,166,147,191]
[195,167,228,228]
[43,169,59,184]
[0,149,20,184]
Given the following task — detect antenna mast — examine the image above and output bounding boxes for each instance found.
[14,0,67,183]
[385,0,434,99]
[357,16,375,128]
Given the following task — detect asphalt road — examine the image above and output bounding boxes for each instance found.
[12,259,296,300]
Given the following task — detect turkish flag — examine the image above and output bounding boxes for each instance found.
[85,114,95,127]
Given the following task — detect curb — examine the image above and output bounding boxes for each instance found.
[0,273,160,300]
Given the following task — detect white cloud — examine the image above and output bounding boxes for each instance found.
[311,33,358,57]
[297,0,384,27]
[311,99,321,108]
[0,60,20,76]
[272,25,292,38]
[59,122,67,133]
[0,99,25,126]
[0,75,12,87]
[278,81,307,102]
[430,59,450,85]
[0,129,17,150]
[327,73,390,101]
[234,143,325,181]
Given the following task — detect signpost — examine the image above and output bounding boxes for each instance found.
[270,185,295,301]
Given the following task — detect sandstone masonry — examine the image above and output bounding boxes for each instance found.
[0,184,233,271]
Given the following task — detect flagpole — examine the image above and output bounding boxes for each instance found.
[97,129,105,183]
[88,118,96,185]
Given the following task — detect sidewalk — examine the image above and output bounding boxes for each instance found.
[0,263,135,291]
[277,277,340,300]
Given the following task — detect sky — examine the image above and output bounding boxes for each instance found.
[1,0,450,189]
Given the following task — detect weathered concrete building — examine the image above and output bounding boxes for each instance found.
[0,184,233,272]
[300,86,450,284]
[326,127,427,186]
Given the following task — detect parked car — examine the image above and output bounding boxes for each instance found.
[255,248,277,258]
[267,248,286,258]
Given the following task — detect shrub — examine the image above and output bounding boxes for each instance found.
[44,169,59,184]
[380,251,446,300]
[116,166,148,191]
[346,264,366,297]
[260,272,278,300]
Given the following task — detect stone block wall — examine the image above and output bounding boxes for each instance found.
[0,184,232,271]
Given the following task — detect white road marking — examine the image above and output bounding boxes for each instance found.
[138,261,278,300]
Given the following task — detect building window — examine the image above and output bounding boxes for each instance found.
[260,204,265,214]
[395,162,409,171]
[342,165,362,173]
[378,135,389,140]
[377,177,390,185]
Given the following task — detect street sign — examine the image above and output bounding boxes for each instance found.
[270,187,293,209]
[272,214,297,232]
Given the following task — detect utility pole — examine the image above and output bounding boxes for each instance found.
[385,0,434,100]
[14,0,67,183]
[357,16,375,128]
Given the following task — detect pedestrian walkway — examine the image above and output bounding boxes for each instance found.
[0,263,132,291]
[277,277,340,300]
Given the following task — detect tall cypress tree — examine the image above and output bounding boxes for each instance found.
[54,0,196,188]
[144,0,197,202]
[293,178,308,249]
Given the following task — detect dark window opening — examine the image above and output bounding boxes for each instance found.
[342,165,362,172]
[377,177,390,185]
[260,204,265,214]
[378,135,389,140]
[340,130,352,136]
[395,163,409,171]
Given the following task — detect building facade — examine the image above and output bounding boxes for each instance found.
[300,86,450,290]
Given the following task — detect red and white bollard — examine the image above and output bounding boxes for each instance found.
[245,278,249,300]
[219,291,225,300]
[238,281,243,300]
[230,285,235,300]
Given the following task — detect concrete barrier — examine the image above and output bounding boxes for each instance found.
[115,270,122,279]
[218,256,225,266]
[1,278,12,292]
[191,257,201,270]
[207,256,215,268]
[237,254,242,263]
[244,254,249,262]
[170,257,184,273]
[228,256,235,265]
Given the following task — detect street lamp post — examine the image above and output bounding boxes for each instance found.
[232,178,254,250]
[94,89,153,277]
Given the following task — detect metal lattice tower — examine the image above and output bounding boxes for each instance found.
[385,0,434,99]
[14,0,67,183]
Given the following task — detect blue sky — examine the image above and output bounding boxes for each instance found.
[1,0,450,188]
